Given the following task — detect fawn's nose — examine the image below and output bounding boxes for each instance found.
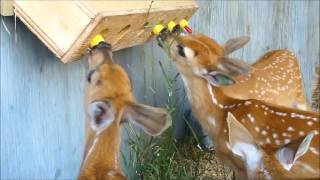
[156,29,170,48]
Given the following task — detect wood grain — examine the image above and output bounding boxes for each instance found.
[13,0,198,63]
[0,0,13,16]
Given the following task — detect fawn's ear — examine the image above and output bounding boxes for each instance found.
[223,36,250,55]
[275,132,315,171]
[88,100,115,133]
[123,103,171,136]
[203,71,236,87]
[216,57,251,76]
[227,112,262,171]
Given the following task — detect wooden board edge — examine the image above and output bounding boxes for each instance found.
[60,14,104,63]
[14,2,64,57]
[0,0,14,16]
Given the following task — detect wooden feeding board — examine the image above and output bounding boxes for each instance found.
[10,1,198,63]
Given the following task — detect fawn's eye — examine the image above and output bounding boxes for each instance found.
[177,45,186,57]
[177,45,197,58]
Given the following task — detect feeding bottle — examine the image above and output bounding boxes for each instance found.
[152,24,170,46]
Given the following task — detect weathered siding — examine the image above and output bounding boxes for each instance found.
[1,1,319,179]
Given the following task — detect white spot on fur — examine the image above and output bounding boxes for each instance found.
[287,126,295,132]
[275,139,281,145]
[299,131,305,136]
[261,130,267,136]
[312,117,319,122]
[245,101,252,106]
[282,132,291,137]
[255,127,260,132]
[266,138,271,144]
[307,121,313,126]
[247,114,255,123]
[272,133,278,139]
[291,112,313,120]
[276,112,287,116]
[284,139,291,144]
[208,117,216,127]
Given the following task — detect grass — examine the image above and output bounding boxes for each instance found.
[120,62,232,179]
[121,29,233,180]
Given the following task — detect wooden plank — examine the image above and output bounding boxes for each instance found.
[1,16,86,179]
[0,0,13,16]
[14,1,92,53]
[13,0,197,63]
[85,0,197,14]
[62,6,197,62]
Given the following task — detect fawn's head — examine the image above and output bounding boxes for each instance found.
[80,42,171,179]
[227,113,315,179]
[159,33,251,86]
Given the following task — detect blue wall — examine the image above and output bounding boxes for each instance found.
[1,1,319,179]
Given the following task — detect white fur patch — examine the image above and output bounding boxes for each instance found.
[208,117,216,127]
[107,170,116,177]
[183,46,196,58]
[83,137,98,165]
[231,142,262,171]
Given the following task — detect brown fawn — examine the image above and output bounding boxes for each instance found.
[158,33,319,179]
[78,41,171,179]
[226,112,316,179]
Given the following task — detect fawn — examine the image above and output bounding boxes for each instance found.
[78,41,171,179]
[157,32,319,179]
[226,112,316,179]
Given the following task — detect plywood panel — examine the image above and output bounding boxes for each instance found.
[13,0,198,62]
[62,7,196,62]
[86,0,198,14]
[0,0,13,16]
[14,1,92,54]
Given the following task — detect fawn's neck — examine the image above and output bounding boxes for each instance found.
[79,122,122,179]
[180,74,228,136]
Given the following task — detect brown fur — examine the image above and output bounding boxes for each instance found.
[178,33,309,110]
[80,50,133,180]
[79,45,170,179]
[161,33,319,179]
